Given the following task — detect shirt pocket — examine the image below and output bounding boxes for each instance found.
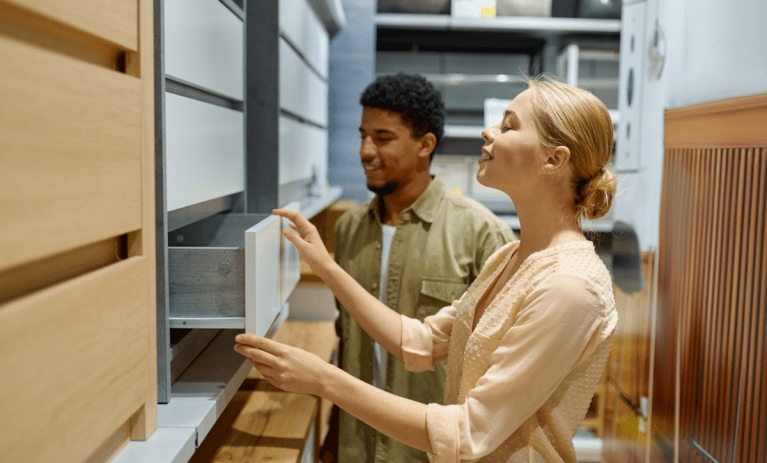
[415,278,468,320]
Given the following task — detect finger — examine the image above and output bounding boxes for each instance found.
[235,333,279,351]
[234,342,279,366]
[273,208,303,223]
[282,228,305,248]
[273,209,314,233]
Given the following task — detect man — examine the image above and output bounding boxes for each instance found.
[328,73,515,463]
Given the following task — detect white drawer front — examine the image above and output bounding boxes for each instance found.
[165,93,244,212]
[165,0,243,100]
[280,39,328,127]
[279,0,329,78]
[280,202,302,306]
[278,116,328,186]
[245,216,282,336]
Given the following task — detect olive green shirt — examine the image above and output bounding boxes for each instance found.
[334,175,515,463]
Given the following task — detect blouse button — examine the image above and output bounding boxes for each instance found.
[372,282,378,289]
[376,242,382,250]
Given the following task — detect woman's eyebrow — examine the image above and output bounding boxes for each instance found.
[503,110,520,125]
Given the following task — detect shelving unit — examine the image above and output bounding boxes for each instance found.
[375,13,621,35]
[374,12,620,218]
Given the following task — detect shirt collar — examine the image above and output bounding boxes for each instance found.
[365,175,446,225]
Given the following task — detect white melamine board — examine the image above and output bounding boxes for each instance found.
[279,0,329,78]
[280,39,328,127]
[111,428,196,463]
[245,216,282,337]
[278,115,328,185]
[164,0,243,100]
[165,93,244,212]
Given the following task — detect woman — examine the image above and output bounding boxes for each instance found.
[234,77,618,462]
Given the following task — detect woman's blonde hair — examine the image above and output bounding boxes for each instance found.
[527,76,617,220]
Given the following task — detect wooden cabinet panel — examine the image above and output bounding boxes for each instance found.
[0,257,149,463]
[0,35,142,272]
[5,0,137,50]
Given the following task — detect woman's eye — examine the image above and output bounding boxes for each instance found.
[500,126,511,133]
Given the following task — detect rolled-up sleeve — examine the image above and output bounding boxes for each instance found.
[423,274,609,462]
[401,299,461,372]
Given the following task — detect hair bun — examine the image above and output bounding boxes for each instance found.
[577,168,617,220]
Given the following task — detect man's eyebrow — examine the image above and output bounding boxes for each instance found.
[359,127,396,134]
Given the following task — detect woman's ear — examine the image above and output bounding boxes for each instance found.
[417,133,437,160]
[542,145,571,174]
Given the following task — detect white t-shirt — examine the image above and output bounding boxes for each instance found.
[373,224,396,389]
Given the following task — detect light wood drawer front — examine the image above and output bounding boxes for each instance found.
[165,0,243,100]
[279,0,329,79]
[0,257,149,463]
[280,39,328,127]
[279,115,328,185]
[5,0,138,50]
[165,93,245,212]
[0,35,142,272]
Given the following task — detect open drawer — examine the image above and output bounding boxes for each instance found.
[167,204,300,336]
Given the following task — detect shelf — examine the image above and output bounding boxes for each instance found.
[375,14,621,36]
[444,124,484,139]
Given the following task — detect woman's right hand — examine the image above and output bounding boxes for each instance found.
[273,208,334,279]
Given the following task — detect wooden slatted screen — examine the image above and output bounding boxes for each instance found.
[657,94,767,463]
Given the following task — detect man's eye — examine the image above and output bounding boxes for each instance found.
[500,126,511,133]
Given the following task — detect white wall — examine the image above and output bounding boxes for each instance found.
[613,0,767,251]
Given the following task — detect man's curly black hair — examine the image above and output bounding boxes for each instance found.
[359,72,445,159]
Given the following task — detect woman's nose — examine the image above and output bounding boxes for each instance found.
[481,125,495,144]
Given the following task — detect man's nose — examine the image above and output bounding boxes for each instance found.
[360,136,376,157]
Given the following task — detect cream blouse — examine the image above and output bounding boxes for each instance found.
[401,240,617,463]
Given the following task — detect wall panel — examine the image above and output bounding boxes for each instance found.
[657,94,767,463]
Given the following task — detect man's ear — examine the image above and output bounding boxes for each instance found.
[417,133,438,159]
[543,145,571,174]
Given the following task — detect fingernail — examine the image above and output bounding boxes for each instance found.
[235,335,243,342]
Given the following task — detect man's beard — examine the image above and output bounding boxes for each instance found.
[367,180,397,197]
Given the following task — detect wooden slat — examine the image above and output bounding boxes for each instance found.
[4,0,138,50]
[739,149,766,463]
[0,257,149,463]
[0,34,142,272]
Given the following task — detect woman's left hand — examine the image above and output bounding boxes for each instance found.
[234,333,328,396]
